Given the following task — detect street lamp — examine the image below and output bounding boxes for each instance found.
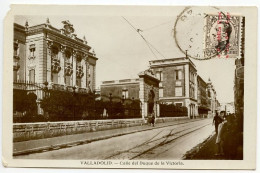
[131,97,135,118]
[140,102,142,118]
[93,90,96,120]
[109,93,112,118]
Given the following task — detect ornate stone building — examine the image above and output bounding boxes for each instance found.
[149,57,198,118]
[13,19,97,92]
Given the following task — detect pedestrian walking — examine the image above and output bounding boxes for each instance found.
[215,118,227,156]
[151,113,155,127]
[212,112,223,135]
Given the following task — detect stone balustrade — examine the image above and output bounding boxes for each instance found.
[13,118,144,142]
[13,117,189,142]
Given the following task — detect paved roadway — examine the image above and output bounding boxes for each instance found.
[15,118,213,160]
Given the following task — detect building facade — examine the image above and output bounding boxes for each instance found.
[234,57,244,130]
[13,19,98,116]
[197,75,210,117]
[206,78,218,117]
[149,57,198,118]
[220,102,235,115]
[101,70,160,118]
[14,19,97,92]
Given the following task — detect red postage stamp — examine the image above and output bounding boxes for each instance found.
[204,12,243,59]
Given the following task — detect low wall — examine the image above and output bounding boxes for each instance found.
[155,116,189,123]
[13,116,189,142]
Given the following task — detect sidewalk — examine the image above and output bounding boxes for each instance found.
[184,133,243,160]
[13,118,204,156]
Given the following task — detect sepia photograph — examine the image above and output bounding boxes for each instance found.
[2,5,257,169]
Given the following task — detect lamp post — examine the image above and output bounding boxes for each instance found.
[93,90,96,120]
[109,93,112,118]
[131,97,134,118]
[72,86,76,121]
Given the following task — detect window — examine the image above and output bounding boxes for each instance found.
[65,51,71,62]
[29,69,35,83]
[51,47,58,59]
[76,56,81,66]
[51,73,58,84]
[175,87,182,96]
[65,75,71,86]
[29,44,36,58]
[156,71,163,81]
[88,65,93,77]
[176,70,182,80]
[122,90,129,99]
[178,70,182,79]
[156,72,160,79]
[14,42,18,56]
[190,86,194,98]
[159,88,163,97]
[76,78,81,87]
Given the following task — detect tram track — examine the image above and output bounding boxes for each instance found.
[106,121,211,160]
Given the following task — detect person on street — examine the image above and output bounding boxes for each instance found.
[215,117,227,156]
[212,112,223,135]
[151,113,155,127]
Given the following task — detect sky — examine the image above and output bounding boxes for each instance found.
[14,10,237,103]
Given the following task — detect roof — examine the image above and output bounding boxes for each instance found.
[149,57,196,70]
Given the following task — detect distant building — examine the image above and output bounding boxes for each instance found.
[100,70,160,118]
[197,75,210,117]
[220,102,235,115]
[149,57,198,118]
[207,78,218,117]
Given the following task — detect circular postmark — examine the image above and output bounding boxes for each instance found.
[174,7,242,60]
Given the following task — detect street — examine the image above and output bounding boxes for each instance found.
[15,118,213,160]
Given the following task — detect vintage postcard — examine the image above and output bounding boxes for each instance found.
[2,5,257,169]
